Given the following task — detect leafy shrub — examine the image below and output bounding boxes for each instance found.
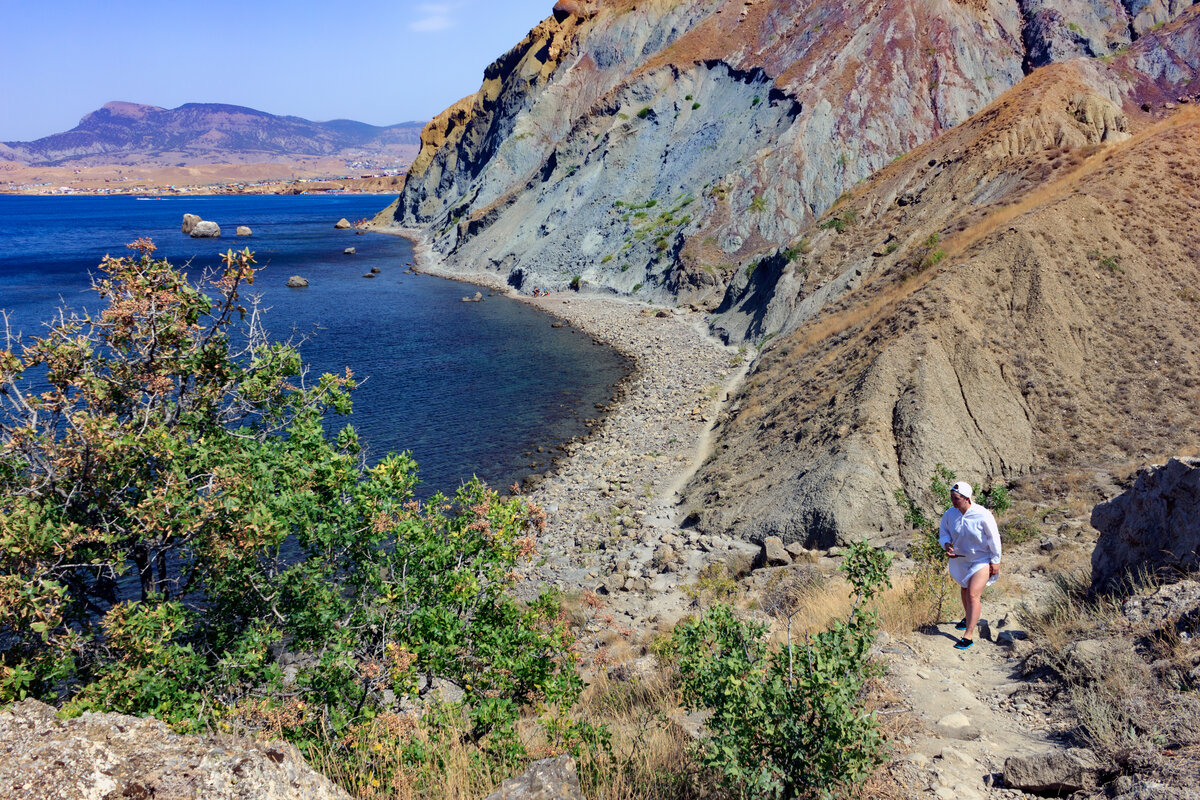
[674,541,892,800]
[978,484,1011,514]
[894,464,955,625]
[692,102,701,110]
[0,241,589,775]
[750,195,767,213]
[570,274,582,290]
[819,208,858,233]
[637,106,653,119]
[1000,515,1040,545]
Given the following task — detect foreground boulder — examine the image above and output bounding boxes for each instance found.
[1003,748,1103,796]
[1091,457,1200,591]
[190,220,221,238]
[0,700,349,800]
[483,755,584,800]
[181,213,201,234]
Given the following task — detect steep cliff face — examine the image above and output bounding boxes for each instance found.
[384,1,1200,545]
[386,0,1195,309]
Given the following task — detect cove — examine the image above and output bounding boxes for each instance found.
[0,194,630,494]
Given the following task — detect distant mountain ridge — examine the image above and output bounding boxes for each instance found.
[2,101,424,167]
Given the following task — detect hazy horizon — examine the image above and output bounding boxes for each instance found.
[0,0,553,142]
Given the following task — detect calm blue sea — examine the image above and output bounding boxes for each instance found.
[0,194,628,495]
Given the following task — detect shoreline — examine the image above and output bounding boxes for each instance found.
[380,224,757,627]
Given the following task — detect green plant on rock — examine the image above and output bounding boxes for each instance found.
[819,208,857,233]
[0,240,591,778]
[673,540,892,800]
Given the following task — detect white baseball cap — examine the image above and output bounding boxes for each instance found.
[950,481,973,500]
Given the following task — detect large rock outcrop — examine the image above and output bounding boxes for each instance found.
[1092,457,1200,591]
[383,0,1198,308]
[0,700,349,800]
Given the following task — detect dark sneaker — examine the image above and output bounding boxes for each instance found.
[954,619,967,631]
[953,637,974,650]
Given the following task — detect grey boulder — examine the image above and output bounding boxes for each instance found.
[1092,457,1200,591]
[236,225,252,236]
[286,276,309,288]
[483,755,584,800]
[1003,748,1103,795]
[0,699,349,800]
[181,213,201,234]
[189,220,221,238]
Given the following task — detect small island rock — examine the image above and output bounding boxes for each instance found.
[189,220,221,238]
[344,247,356,255]
[181,213,201,234]
[286,276,309,288]
[334,218,352,229]
[236,226,252,237]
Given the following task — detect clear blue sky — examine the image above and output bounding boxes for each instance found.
[0,0,555,141]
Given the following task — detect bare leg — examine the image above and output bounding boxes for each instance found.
[962,567,990,640]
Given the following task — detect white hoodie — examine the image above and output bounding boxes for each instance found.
[938,503,1002,565]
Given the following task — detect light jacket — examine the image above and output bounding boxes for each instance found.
[938,503,1002,564]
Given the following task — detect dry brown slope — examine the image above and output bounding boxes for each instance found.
[686,49,1200,547]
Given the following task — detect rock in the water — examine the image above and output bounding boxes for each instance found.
[1003,748,1102,795]
[754,536,791,568]
[370,267,381,274]
[334,218,351,229]
[181,213,201,234]
[286,276,309,288]
[363,273,376,279]
[344,247,356,255]
[236,225,252,236]
[1091,457,1200,591]
[0,699,349,800]
[483,755,584,800]
[189,220,221,238]
[461,291,483,302]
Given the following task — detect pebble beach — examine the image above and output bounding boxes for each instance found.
[389,227,757,627]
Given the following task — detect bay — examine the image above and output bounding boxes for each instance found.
[0,194,628,495]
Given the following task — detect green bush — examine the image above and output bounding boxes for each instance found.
[674,541,892,800]
[894,464,955,625]
[819,208,857,233]
[0,241,589,774]
[637,106,652,119]
[570,274,582,290]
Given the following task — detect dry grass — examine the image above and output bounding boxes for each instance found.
[1019,570,1200,781]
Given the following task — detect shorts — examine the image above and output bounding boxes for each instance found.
[948,558,998,589]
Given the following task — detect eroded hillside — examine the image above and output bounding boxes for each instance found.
[380,0,1200,544]
[686,15,1200,544]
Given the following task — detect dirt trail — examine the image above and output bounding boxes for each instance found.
[883,590,1058,799]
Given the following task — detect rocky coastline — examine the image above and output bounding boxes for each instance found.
[379,225,759,626]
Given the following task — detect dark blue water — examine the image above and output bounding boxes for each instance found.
[0,195,628,494]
